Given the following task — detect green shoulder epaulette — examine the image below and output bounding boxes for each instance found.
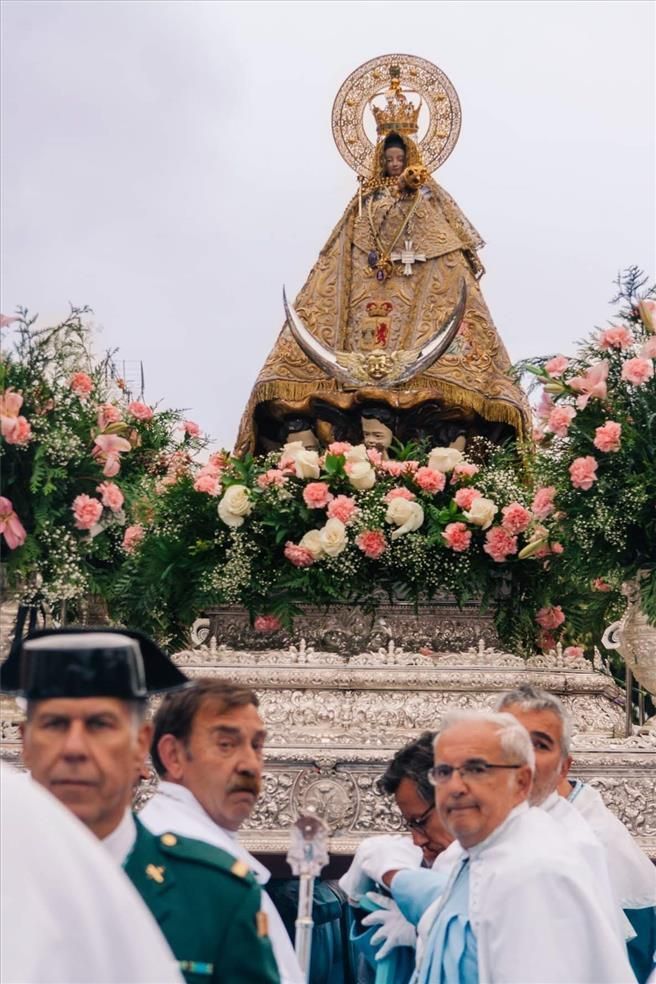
[156,832,257,886]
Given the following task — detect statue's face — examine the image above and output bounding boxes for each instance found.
[361,415,394,450]
[289,428,319,451]
[384,146,405,177]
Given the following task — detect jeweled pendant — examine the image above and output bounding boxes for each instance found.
[376,269,386,282]
[368,251,379,269]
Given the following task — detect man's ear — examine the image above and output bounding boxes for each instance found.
[156,733,187,781]
[516,763,534,797]
[19,720,31,769]
[559,754,573,781]
[134,720,153,778]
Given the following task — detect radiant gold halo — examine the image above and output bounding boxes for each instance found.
[331,53,461,176]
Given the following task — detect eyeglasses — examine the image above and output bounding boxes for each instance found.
[404,802,434,833]
[427,761,523,786]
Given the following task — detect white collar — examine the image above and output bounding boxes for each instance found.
[464,801,529,859]
[540,790,560,813]
[102,809,137,866]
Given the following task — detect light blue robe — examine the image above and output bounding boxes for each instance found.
[393,860,478,984]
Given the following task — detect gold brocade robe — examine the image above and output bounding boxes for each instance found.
[235,180,528,453]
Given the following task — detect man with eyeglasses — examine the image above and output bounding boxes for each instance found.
[351,710,635,982]
[340,734,454,977]
[497,684,656,984]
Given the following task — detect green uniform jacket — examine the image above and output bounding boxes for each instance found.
[124,817,280,984]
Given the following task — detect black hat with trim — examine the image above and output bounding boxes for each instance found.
[0,627,189,700]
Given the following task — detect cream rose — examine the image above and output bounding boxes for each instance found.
[464,496,498,530]
[347,461,376,491]
[280,441,321,479]
[217,484,252,528]
[385,497,424,539]
[318,518,347,557]
[344,444,369,464]
[427,447,464,473]
[299,529,324,560]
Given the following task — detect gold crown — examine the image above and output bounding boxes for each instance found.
[370,66,421,136]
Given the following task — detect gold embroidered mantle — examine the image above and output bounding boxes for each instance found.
[235,180,528,453]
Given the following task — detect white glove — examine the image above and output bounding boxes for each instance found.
[357,834,423,886]
[361,892,417,960]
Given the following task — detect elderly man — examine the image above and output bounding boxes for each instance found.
[2,629,280,984]
[358,710,636,982]
[496,684,626,941]
[139,678,303,984]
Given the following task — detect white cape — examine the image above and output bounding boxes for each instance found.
[140,780,304,984]
[1,764,182,984]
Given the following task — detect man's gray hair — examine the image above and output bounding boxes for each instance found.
[435,709,536,773]
[495,684,571,757]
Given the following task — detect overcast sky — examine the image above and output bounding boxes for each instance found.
[2,0,654,447]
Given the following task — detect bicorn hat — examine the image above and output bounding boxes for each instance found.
[0,627,189,700]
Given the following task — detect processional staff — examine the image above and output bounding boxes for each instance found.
[286,811,330,982]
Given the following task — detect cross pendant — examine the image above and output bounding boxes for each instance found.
[391,239,427,276]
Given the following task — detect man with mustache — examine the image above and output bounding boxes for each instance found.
[5,628,280,984]
[140,678,303,984]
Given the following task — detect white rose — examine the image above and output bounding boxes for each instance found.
[217,484,252,528]
[345,444,369,464]
[427,447,464,473]
[281,441,320,479]
[464,496,498,530]
[318,518,347,557]
[348,461,376,491]
[299,529,324,560]
[385,498,424,539]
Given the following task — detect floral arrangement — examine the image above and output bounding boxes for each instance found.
[112,431,569,649]
[0,307,206,618]
[521,268,656,648]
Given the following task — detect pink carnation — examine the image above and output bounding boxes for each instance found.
[536,605,566,630]
[367,448,383,467]
[402,460,419,474]
[414,467,446,494]
[283,542,315,567]
[381,460,404,478]
[303,482,333,509]
[544,355,570,377]
[327,495,358,524]
[536,389,555,422]
[69,372,93,397]
[564,645,584,659]
[532,426,545,444]
[0,496,27,550]
[72,494,103,530]
[621,357,654,387]
[593,420,622,453]
[385,487,416,502]
[598,325,633,350]
[450,463,479,483]
[546,405,576,437]
[355,530,387,559]
[97,403,122,430]
[569,455,598,490]
[122,524,145,553]
[327,442,352,456]
[483,526,518,562]
[3,415,32,445]
[640,336,656,359]
[501,502,532,534]
[531,486,556,519]
[128,401,154,421]
[442,522,472,552]
[454,487,482,511]
[257,469,286,489]
[254,614,282,633]
[183,419,201,437]
[551,542,564,554]
[96,481,124,512]
[194,473,221,496]
[593,578,612,592]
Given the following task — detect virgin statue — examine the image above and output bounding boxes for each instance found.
[235,54,528,455]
